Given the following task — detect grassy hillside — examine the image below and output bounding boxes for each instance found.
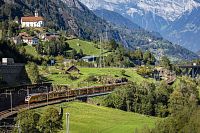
[23,39,109,58]
[37,102,158,133]
[24,45,40,58]
[40,67,154,88]
[67,39,110,56]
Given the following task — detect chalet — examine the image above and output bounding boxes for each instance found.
[22,36,39,46]
[21,10,44,28]
[82,56,97,62]
[66,66,80,74]
[40,32,59,41]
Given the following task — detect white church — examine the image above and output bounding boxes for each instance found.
[21,10,44,28]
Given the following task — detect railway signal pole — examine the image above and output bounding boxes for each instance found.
[66,113,70,133]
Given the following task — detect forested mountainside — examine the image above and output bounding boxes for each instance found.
[80,0,200,52]
[0,0,199,61]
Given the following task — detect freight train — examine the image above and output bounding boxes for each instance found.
[25,82,127,104]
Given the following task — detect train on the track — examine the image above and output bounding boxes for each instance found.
[25,82,127,104]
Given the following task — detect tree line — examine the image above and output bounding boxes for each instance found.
[100,77,199,118]
[13,107,63,133]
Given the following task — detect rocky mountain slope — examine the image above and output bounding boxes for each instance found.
[197,50,200,57]
[0,0,199,61]
[164,7,200,52]
[94,9,141,30]
[80,0,200,52]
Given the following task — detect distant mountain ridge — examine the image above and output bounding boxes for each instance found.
[0,0,199,61]
[80,0,200,52]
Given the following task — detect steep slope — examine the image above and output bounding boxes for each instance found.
[0,0,199,61]
[197,50,200,57]
[80,0,200,52]
[94,9,141,30]
[0,0,108,40]
[164,7,200,52]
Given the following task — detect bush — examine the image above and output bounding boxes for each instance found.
[68,74,79,80]
[136,66,153,78]
[86,75,98,82]
[121,70,126,76]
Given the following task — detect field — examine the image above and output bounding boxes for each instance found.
[40,67,154,88]
[67,39,109,56]
[37,102,158,133]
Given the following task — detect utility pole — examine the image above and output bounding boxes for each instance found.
[10,91,12,113]
[46,86,49,105]
[66,113,70,133]
[99,35,102,68]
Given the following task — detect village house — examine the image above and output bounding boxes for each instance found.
[22,36,39,46]
[21,10,44,28]
[39,32,59,41]
[66,65,80,74]
[82,56,97,62]
[19,32,29,37]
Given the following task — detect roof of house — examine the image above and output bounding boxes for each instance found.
[82,56,97,59]
[66,65,80,72]
[21,16,44,22]
[22,36,38,40]
[19,32,29,37]
[45,35,58,41]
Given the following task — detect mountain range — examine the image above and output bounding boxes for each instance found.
[80,0,200,52]
[0,0,199,61]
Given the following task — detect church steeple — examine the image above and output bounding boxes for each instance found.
[35,9,39,17]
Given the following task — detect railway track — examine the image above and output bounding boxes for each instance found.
[0,97,76,120]
[0,82,128,120]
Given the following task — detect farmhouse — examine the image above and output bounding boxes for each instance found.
[22,36,39,46]
[66,66,80,74]
[21,10,44,28]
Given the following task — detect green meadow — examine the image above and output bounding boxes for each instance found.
[40,67,154,88]
[67,39,101,56]
[67,39,110,56]
[37,102,159,133]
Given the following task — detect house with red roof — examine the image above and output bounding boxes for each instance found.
[21,10,44,28]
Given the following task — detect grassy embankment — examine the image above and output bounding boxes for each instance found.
[36,102,159,133]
